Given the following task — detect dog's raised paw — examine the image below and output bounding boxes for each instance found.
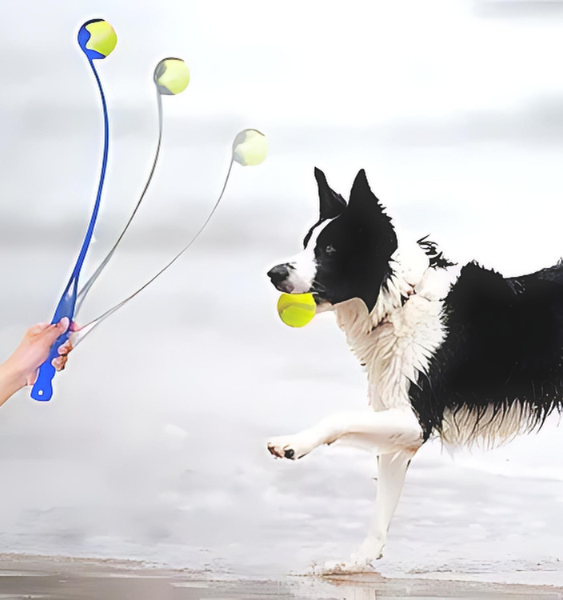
[267,434,320,460]
[267,437,298,460]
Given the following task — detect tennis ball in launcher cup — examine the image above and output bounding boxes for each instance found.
[78,19,117,60]
[277,293,316,328]
[154,58,191,95]
[233,129,268,166]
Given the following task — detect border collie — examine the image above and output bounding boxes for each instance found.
[266,168,563,571]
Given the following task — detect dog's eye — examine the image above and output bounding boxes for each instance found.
[325,245,336,255]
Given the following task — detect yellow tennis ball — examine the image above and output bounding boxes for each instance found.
[232,129,268,166]
[277,293,316,328]
[84,20,117,58]
[154,58,191,95]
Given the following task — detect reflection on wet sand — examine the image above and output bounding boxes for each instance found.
[0,556,562,600]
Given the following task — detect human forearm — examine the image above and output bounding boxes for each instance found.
[0,358,25,407]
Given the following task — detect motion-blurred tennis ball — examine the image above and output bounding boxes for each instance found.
[277,293,316,328]
[78,19,117,60]
[154,58,191,95]
[232,129,268,166]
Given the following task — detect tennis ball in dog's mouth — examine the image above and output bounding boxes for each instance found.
[277,293,316,328]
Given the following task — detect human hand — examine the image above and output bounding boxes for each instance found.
[5,319,78,389]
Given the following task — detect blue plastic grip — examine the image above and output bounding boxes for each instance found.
[30,286,75,401]
[30,334,69,401]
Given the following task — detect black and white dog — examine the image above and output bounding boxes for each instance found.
[266,168,563,570]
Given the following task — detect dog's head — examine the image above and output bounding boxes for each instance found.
[267,168,397,313]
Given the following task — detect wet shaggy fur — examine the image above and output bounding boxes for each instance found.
[411,260,563,444]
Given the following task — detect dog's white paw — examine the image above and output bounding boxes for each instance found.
[267,433,320,460]
[353,537,385,563]
[322,539,384,575]
[322,558,375,575]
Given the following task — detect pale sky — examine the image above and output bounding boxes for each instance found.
[2,0,563,274]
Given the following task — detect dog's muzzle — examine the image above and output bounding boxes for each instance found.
[267,264,294,292]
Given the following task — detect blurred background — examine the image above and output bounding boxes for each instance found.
[0,0,563,583]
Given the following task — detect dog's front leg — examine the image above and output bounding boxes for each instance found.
[323,449,415,573]
[267,407,422,460]
[351,450,414,566]
[267,409,422,572]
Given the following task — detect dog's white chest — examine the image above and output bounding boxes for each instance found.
[369,296,445,410]
[339,293,446,411]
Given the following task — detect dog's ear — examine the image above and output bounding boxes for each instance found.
[349,168,398,261]
[346,170,397,313]
[348,169,384,215]
[349,170,395,233]
[314,167,346,220]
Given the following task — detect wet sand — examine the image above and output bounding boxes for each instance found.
[0,555,561,600]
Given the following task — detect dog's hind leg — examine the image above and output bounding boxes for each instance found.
[267,408,422,460]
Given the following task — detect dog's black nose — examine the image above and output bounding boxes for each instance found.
[267,264,290,285]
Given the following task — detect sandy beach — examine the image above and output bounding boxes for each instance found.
[0,555,561,600]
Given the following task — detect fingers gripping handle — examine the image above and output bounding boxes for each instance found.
[30,333,69,401]
[31,286,74,402]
